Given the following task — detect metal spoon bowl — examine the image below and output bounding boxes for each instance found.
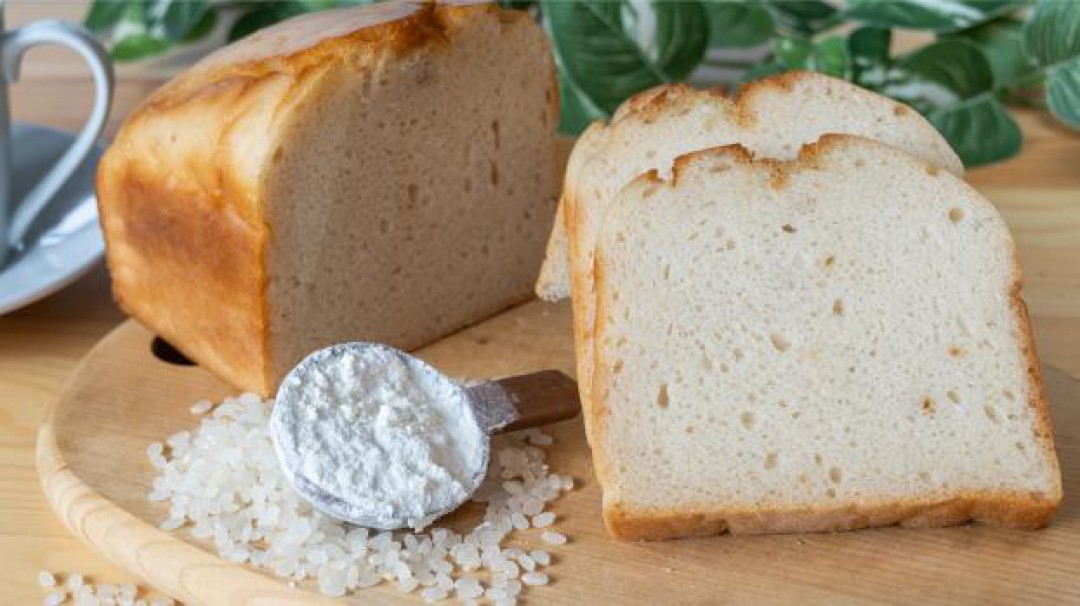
[270,342,579,530]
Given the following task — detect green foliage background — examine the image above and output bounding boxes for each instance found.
[86,0,1080,167]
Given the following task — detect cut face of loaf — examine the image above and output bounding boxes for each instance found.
[535,72,964,446]
[97,3,559,394]
[592,136,1061,540]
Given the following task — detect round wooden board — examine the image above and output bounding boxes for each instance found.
[38,301,1080,605]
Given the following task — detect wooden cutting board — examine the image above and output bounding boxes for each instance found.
[37,301,1079,605]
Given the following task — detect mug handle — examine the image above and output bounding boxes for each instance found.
[1,20,114,248]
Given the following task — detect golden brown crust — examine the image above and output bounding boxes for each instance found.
[634,133,882,192]
[604,491,1061,541]
[611,82,735,127]
[98,1,515,395]
[97,159,272,393]
[1010,274,1063,501]
[591,134,1062,541]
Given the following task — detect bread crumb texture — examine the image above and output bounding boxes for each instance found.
[593,136,1061,540]
[97,2,559,394]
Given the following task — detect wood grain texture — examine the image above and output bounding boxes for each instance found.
[38,306,1080,605]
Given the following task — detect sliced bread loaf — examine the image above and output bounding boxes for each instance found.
[98,2,559,395]
[535,72,964,440]
[591,135,1060,540]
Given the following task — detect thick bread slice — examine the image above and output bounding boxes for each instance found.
[98,2,559,395]
[535,71,963,301]
[535,122,606,301]
[542,72,964,443]
[592,135,1061,540]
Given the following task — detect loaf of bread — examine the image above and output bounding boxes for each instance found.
[591,135,1061,540]
[98,1,559,395]
[536,72,964,443]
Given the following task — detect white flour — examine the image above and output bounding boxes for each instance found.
[271,344,486,530]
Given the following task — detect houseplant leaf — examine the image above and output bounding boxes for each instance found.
[705,1,775,48]
[765,0,840,36]
[926,93,1021,166]
[949,16,1037,89]
[499,0,538,9]
[163,0,211,40]
[886,39,1017,165]
[844,0,1026,33]
[1023,0,1080,65]
[770,35,849,78]
[883,39,993,113]
[774,36,812,67]
[541,0,709,133]
[848,27,890,88]
[229,2,308,42]
[806,35,849,78]
[84,0,129,32]
[1024,0,1080,128]
[182,6,219,43]
[1044,58,1080,128]
[559,76,608,134]
[111,34,172,61]
[740,60,787,83]
[109,2,171,62]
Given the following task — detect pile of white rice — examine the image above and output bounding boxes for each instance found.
[148,393,575,604]
[37,571,173,606]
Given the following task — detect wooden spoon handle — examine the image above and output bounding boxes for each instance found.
[466,370,580,435]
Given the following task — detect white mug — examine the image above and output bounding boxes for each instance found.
[0,3,113,267]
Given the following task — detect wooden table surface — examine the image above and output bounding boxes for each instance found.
[2,66,1080,606]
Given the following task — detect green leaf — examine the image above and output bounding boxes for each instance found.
[499,0,537,9]
[844,0,1026,33]
[111,33,172,61]
[1024,0,1080,128]
[884,39,994,114]
[163,0,211,40]
[926,93,1021,166]
[806,35,849,78]
[766,0,841,36]
[775,36,812,67]
[772,35,848,78]
[1046,56,1080,128]
[84,0,128,32]
[540,0,709,118]
[705,1,775,48]
[558,75,607,135]
[230,6,280,42]
[1024,0,1080,65]
[883,40,1015,165]
[182,6,219,43]
[293,0,339,11]
[740,60,788,83]
[947,16,1037,89]
[848,27,890,88]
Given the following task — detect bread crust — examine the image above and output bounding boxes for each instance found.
[590,136,1062,541]
[98,1,526,395]
[604,491,1060,541]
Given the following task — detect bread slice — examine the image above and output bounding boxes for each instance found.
[536,72,965,442]
[536,72,964,302]
[535,122,606,301]
[591,135,1061,540]
[98,2,559,395]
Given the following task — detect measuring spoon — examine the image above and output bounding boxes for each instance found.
[270,342,579,530]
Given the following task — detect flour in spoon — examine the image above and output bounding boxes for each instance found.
[272,345,486,530]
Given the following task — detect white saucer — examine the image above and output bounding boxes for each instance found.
[0,122,106,315]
